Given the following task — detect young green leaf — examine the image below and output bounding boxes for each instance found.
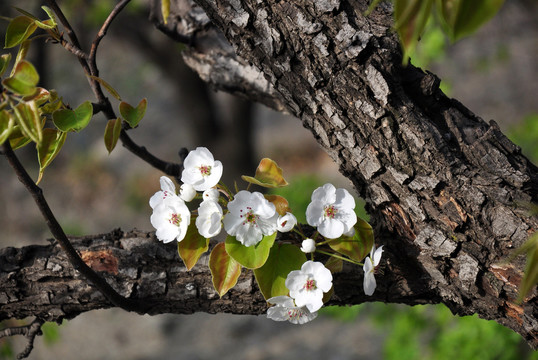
[209,242,242,297]
[103,118,122,154]
[519,236,538,303]
[0,53,12,78]
[41,6,58,28]
[52,101,93,132]
[225,233,276,269]
[8,125,32,150]
[177,219,210,270]
[88,75,122,101]
[2,60,39,96]
[328,217,374,262]
[119,98,147,128]
[36,128,67,184]
[394,0,433,65]
[241,158,289,188]
[437,0,505,42]
[0,110,15,144]
[13,100,42,144]
[4,16,38,48]
[254,243,307,300]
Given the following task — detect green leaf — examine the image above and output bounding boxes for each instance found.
[209,242,242,297]
[2,59,39,96]
[13,100,42,144]
[328,218,374,262]
[177,219,210,270]
[8,125,32,150]
[36,128,67,184]
[242,158,289,188]
[324,256,344,274]
[52,101,93,132]
[437,0,505,42]
[13,7,55,30]
[254,243,307,300]
[394,0,434,65]
[88,75,122,101]
[0,110,15,144]
[0,53,12,78]
[4,16,37,48]
[119,98,147,128]
[40,90,63,113]
[41,6,58,28]
[225,233,276,269]
[519,236,538,303]
[161,0,171,25]
[103,118,122,154]
[22,87,49,104]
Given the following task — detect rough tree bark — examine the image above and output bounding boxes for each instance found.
[1,0,537,350]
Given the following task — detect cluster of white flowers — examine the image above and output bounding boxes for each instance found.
[149,147,384,325]
[150,147,298,245]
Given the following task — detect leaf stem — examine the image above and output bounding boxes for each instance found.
[315,249,362,266]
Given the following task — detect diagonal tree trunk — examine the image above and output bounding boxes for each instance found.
[1,0,537,351]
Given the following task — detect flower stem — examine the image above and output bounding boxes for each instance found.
[315,249,363,266]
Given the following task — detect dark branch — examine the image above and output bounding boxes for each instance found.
[45,0,183,177]
[1,142,149,314]
[89,0,132,77]
[0,318,44,360]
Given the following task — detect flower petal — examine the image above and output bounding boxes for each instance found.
[318,217,344,239]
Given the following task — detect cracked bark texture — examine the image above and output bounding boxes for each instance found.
[156,0,538,346]
[1,0,537,350]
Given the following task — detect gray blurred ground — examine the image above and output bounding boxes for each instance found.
[1,1,537,359]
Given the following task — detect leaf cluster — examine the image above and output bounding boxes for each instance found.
[368,0,505,64]
[1,7,148,183]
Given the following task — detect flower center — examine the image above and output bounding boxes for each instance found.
[287,308,306,321]
[198,165,212,176]
[169,213,182,226]
[240,207,258,227]
[303,279,317,291]
[324,205,337,219]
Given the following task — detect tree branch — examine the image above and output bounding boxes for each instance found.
[145,0,538,347]
[45,0,184,177]
[1,142,148,314]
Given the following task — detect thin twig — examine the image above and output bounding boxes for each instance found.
[119,126,183,177]
[89,0,132,76]
[44,0,183,177]
[0,318,44,359]
[16,318,44,360]
[1,141,149,314]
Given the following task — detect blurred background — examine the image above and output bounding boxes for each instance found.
[1,0,537,359]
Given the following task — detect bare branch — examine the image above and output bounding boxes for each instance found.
[0,318,44,359]
[89,0,132,77]
[1,142,149,314]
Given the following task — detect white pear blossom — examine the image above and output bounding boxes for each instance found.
[202,188,220,202]
[196,199,223,238]
[285,261,332,312]
[266,296,318,324]
[181,147,223,191]
[306,183,357,239]
[179,183,196,202]
[277,212,297,232]
[300,239,316,253]
[223,190,278,247]
[149,176,178,209]
[363,244,384,296]
[150,196,191,243]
